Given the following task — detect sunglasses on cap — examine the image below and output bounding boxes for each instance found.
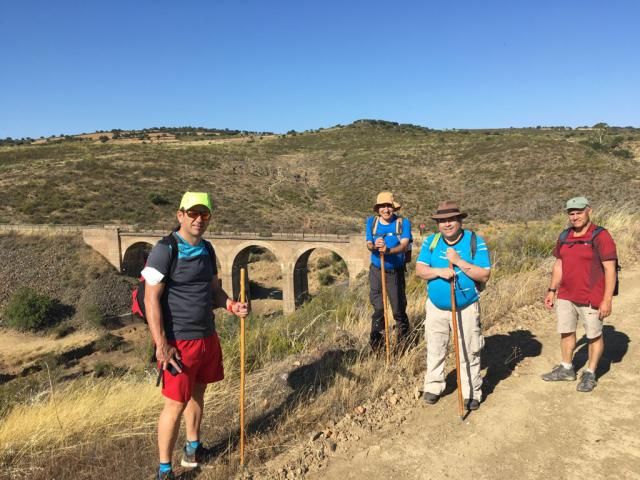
[182,209,211,221]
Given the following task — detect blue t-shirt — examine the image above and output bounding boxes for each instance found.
[365,215,412,270]
[416,230,491,310]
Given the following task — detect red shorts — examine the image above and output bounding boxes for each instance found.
[161,333,224,403]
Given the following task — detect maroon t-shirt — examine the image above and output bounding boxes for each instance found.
[553,223,617,308]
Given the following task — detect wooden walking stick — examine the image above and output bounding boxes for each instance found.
[239,268,246,465]
[449,262,465,419]
[380,253,391,365]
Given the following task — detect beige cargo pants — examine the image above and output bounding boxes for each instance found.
[423,298,484,401]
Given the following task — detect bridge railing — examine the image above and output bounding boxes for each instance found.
[0,223,363,240]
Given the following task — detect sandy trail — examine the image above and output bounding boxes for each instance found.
[306,268,640,480]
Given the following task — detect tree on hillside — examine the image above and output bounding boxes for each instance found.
[593,122,609,145]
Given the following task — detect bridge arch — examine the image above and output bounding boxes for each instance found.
[122,241,153,277]
[228,242,282,308]
[292,245,350,308]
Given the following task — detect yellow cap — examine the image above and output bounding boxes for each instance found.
[179,192,212,211]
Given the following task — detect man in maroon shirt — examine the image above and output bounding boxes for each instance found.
[542,197,618,392]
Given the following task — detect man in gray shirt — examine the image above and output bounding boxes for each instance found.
[142,191,248,480]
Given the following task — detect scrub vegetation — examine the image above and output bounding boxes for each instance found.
[1,207,638,479]
[1,121,639,478]
[1,121,638,231]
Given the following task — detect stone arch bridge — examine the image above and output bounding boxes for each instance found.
[1,225,368,314]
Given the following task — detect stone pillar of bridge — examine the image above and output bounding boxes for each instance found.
[281,261,296,315]
[219,262,233,297]
[82,227,122,271]
[346,259,368,285]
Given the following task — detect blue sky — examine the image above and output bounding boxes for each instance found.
[1,0,639,138]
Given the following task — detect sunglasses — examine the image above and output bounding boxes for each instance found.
[182,209,211,221]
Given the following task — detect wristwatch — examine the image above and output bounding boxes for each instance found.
[547,288,557,293]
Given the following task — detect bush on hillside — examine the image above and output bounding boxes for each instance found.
[4,288,58,331]
[148,193,171,206]
[78,303,106,328]
[318,270,335,286]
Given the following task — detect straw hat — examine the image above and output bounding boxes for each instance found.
[373,191,401,212]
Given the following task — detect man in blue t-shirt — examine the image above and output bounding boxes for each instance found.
[416,201,491,411]
[365,191,413,352]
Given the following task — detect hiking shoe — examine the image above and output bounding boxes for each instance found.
[465,399,480,411]
[181,444,205,468]
[541,365,576,382]
[157,470,175,480]
[577,371,597,392]
[422,392,439,405]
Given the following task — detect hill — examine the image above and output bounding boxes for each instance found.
[1,121,638,231]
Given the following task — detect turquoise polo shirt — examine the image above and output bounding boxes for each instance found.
[416,230,491,310]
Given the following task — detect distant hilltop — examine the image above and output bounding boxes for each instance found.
[2,120,638,146]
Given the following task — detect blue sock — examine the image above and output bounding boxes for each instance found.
[159,462,172,473]
[186,440,200,453]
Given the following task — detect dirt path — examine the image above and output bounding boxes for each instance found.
[303,268,640,480]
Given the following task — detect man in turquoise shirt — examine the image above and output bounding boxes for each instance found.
[416,201,491,410]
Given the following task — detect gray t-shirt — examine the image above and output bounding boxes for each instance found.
[145,232,218,340]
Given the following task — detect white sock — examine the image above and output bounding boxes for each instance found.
[561,362,573,370]
[584,368,594,374]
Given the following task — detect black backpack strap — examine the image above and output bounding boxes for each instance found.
[558,228,572,244]
[590,226,607,260]
[161,233,179,281]
[395,216,403,236]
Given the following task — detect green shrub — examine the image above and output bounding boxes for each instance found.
[318,270,335,286]
[4,288,58,331]
[95,333,124,352]
[54,324,76,339]
[79,303,106,328]
[148,192,171,206]
[93,361,127,377]
[612,148,633,159]
[332,260,347,276]
[316,256,332,269]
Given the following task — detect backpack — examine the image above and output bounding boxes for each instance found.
[429,231,486,292]
[558,226,621,296]
[131,232,216,320]
[369,215,412,264]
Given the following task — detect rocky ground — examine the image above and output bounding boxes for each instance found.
[249,268,640,480]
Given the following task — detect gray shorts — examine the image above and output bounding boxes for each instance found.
[556,299,603,339]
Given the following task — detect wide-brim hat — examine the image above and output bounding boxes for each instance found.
[180,191,212,211]
[373,191,401,212]
[430,200,468,220]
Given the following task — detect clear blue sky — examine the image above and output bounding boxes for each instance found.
[1,0,639,138]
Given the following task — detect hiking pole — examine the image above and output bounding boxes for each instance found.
[449,262,464,420]
[239,268,246,466]
[380,253,391,365]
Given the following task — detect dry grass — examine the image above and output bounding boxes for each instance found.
[0,375,161,464]
[0,329,98,372]
[1,209,638,478]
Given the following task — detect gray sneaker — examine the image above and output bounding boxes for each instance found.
[577,371,597,392]
[422,392,439,405]
[541,364,576,381]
